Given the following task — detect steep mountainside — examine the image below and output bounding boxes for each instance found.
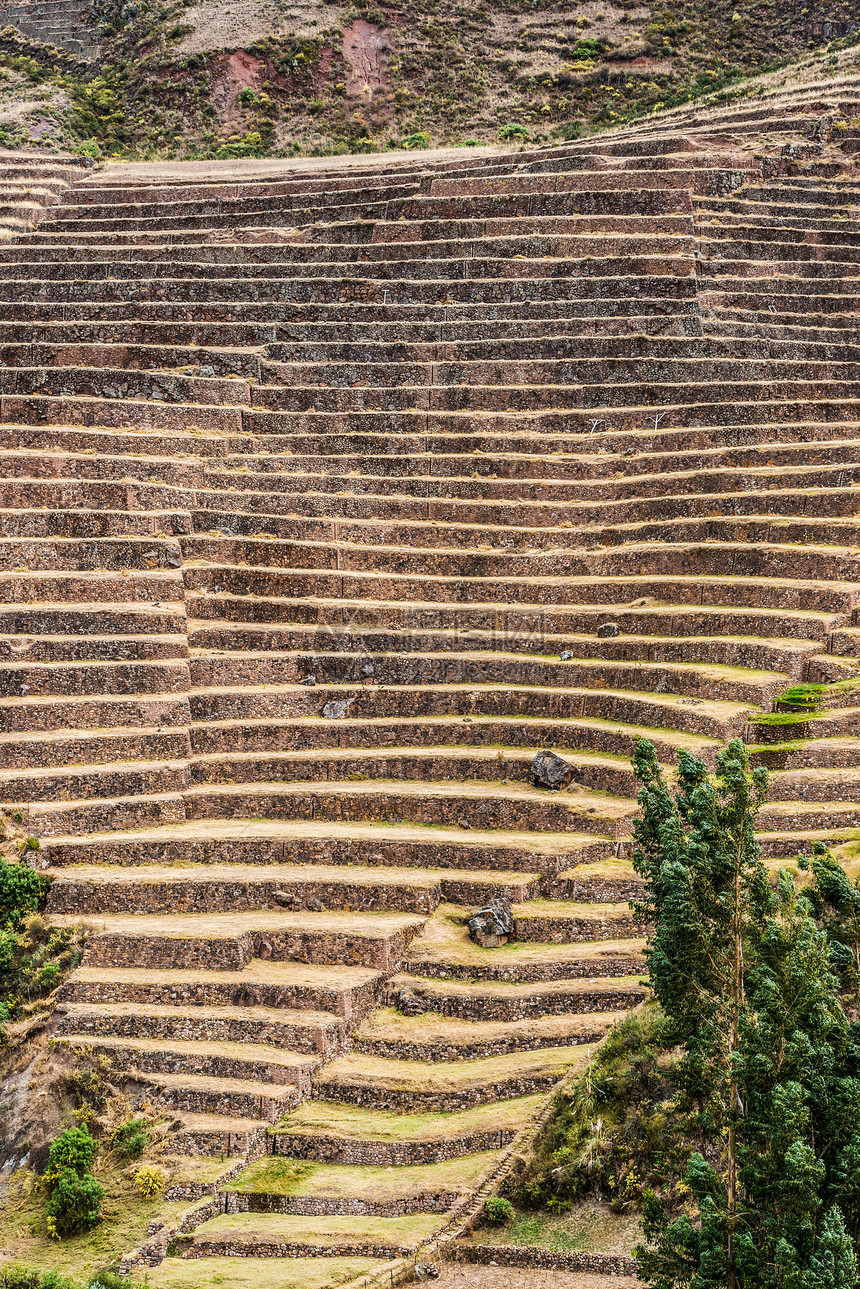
[0,0,858,157]
[0,57,857,1283]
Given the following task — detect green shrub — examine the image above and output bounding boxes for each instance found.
[74,139,101,159]
[402,130,431,149]
[499,122,530,140]
[236,86,257,104]
[0,858,48,929]
[570,37,607,61]
[214,130,265,158]
[45,1169,104,1239]
[111,1117,148,1159]
[483,1196,515,1224]
[48,1126,98,1177]
[44,1126,103,1239]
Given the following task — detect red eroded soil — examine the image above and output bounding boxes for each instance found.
[210,49,266,129]
[342,18,391,100]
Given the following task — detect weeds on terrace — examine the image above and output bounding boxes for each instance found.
[0,1268,133,1288]
[775,683,827,710]
[0,817,84,1029]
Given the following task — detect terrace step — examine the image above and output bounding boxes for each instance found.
[43,817,610,875]
[185,1211,443,1258]
[352,1006,628,1060]
[44,862,538,915]
[56,1033,321,1088]
[60,909,423,971]
[140,1071,300,1122]
[55,1000,346,1056]
[383,972,647,1020]
[270,1094,543,1164]
[59,960,380,1017]
[223,1150,499,1215]
[311,1045,589,1111]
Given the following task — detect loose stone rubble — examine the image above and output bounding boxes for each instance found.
[0,68,859,1282]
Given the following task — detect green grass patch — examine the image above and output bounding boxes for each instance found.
[775,683,826,709]
[232,1152,495,1198]
[193,1211,442,1243]
[273,1093,544,1141]
[472,1199,641,1255]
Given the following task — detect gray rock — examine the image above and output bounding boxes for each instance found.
[198,364,215,378]
[322,697,356,718]
[468,897,514,948]
[597,621,620,638]
[273,890,297,906]
[300,674,316,686]
[531,749,574,790]
[560,650,575,661]
[413,1263,440,1280]
[395,988,426,1016]
[360,661,375,677]
[306,896,325,912]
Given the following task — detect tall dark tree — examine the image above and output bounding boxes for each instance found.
[632,738,860,1289]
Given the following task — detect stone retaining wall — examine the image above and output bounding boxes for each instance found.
[224,1190,457,1216]
[311,1070,559,1113]
[513,914,647,943]
[384,982,646,1022]
[48,874,440,916]
[410,955,644,982]
[451,1243,640,1277]
[271,1127,517,1166]
[354,1024,611,1061]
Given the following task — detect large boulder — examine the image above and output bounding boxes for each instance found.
[467,897,514,948]
[530,749,574,790]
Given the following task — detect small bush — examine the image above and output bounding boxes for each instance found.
[237,86,257,104]
[402,130,431,149]
[62,1052,112,1112]
[111,1117,148,1159]
[483,1196,515,1225]
[0,857,48,929]
[74,139,101,159]
[214,130,265,158]
[134,1165,165,1198]
[88,1273,135,1289]
[499,122,531,140]
[37,962,60,993]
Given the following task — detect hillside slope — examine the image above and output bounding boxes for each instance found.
[0,58,857,1282]
[0,0,858,157]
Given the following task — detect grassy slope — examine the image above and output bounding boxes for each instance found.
[0,0,858,158]
[0,1156,189,1281]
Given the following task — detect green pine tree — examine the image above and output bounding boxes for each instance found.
[631,738,860,1289]
[807,1207,857,1289]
